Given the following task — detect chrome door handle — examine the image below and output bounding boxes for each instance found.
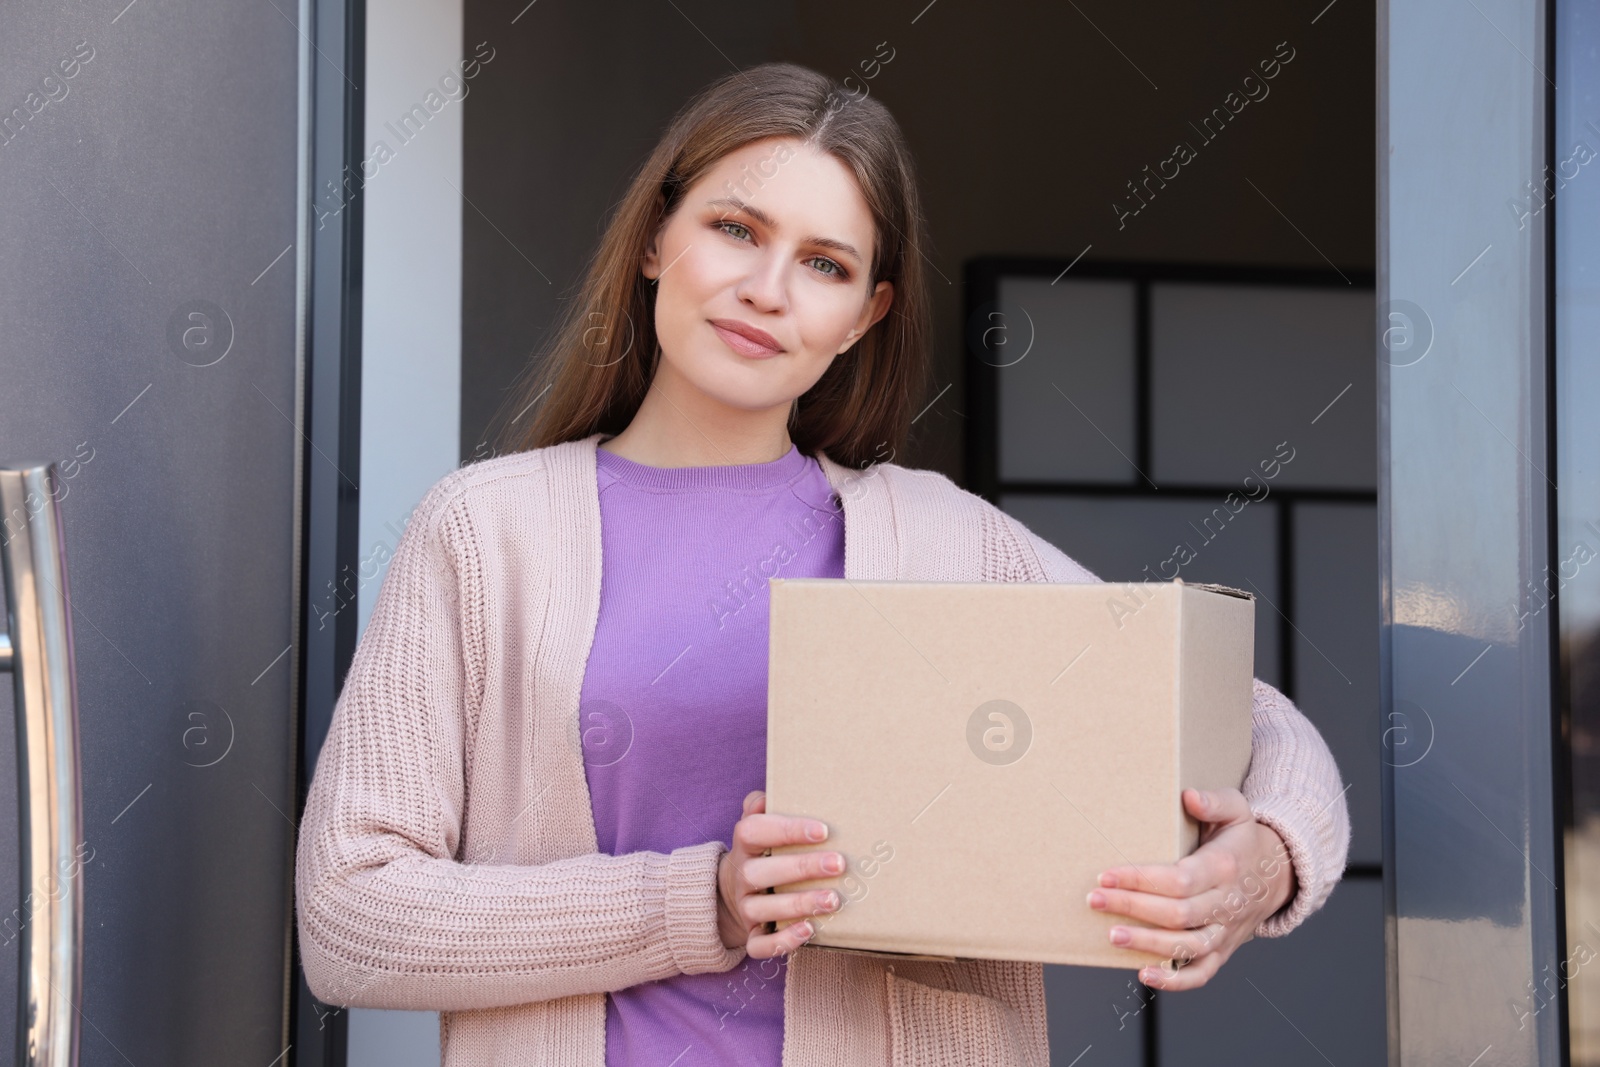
[0,464,84,1067]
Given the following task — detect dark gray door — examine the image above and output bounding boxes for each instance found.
[0,4,303,1063]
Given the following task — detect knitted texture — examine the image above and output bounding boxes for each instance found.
[294,432,1351,1066]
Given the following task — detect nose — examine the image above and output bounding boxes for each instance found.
[734,247,788,314]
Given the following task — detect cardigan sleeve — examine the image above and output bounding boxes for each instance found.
[293,475,743,1013]
[1003,511,1352,939]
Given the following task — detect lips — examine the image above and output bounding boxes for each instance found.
[709,318,783,357]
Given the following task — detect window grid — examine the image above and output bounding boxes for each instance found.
[966,257,1380,1067]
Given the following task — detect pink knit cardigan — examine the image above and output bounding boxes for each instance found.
[294,431,1351,1066]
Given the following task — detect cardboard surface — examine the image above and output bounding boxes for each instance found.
[765,577,1255,969]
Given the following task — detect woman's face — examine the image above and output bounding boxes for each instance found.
[641,136,894,420]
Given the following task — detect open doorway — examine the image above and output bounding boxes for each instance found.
[347,1,1379,1063]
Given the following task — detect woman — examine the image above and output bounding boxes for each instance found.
[294,62,1350,1066]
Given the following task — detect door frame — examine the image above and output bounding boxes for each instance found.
[1377,0,1566,1062]
[291,0,365,1060]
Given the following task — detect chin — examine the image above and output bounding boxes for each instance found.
[697,375,800,414]
[676,354,809,414]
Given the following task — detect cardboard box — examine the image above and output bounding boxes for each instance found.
[765,577,1255,969]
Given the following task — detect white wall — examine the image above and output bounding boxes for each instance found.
[351,0,463,1061]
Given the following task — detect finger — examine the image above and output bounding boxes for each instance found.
[1137,945,1228,992]
[732,812,829,855]
[743,888,841,925]
[745,918,816,959]
[740,850,846,892]
[1184,787,1252,827]
[1089,885,1232,931]
[1098,851,1220,899]
[1109,921,1227,963]
[1105,834,1248,899]
[742,791,766,818]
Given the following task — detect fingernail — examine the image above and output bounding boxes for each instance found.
[1098,873,1118,888]
[823,853,845,874]
[1109,927,1132,946]
[1087,891,1106,910]
[796,921,815,940]
[807,823,828,842]
[821,891,841,911]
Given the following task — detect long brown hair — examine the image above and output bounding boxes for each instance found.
[488,62,933,470]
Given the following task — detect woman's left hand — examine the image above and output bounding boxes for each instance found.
[1087,787,1296,990]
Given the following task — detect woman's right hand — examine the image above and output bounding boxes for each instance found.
[716,790,846,957]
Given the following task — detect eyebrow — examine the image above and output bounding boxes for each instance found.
[705,196,864,265]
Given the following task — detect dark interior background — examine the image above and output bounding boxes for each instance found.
[459,0,1374,478]
[456,3,1380,1064]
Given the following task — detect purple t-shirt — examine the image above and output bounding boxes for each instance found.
[578,439,846,1067]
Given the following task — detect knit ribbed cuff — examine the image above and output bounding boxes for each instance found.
[665,841,745,975]
[1248,793,1325,939]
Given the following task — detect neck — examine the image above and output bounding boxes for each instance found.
[599,362,796,467]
